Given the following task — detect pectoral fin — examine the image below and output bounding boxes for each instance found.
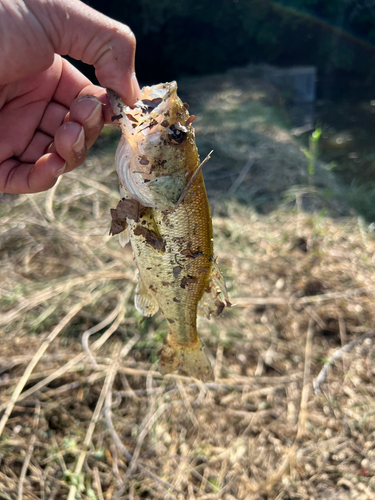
[198,260,231,318]
[135,275,159,317]
[119,227,131,248]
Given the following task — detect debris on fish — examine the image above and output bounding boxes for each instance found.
[107,82,230,381]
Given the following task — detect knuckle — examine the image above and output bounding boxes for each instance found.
[114,22,137,51]
[126,29,137,50]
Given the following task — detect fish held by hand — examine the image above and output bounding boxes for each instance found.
[107,82,229,381]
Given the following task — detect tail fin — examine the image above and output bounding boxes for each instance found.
[158,337,214,381]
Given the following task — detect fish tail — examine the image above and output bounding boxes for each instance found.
[158,335,214,382]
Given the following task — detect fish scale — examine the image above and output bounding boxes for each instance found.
[132,172,213,337]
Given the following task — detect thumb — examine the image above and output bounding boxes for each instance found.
[27,0,140,105]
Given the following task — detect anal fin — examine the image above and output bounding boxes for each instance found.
[198,260,231,318]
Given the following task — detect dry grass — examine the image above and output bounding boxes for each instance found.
[1,71,375,500]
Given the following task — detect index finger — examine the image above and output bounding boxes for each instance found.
[30,0,141,105]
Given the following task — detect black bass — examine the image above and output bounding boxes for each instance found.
[107,82,229,381]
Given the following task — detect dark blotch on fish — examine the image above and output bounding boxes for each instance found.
[139,156,149,165]
[111,114,123,122]
[140,118,158,131]
[116,198,141,222]
[173,236,185,244]
[144,98,163,107]
[214,298,225,316]
[173,266,183,278]
[180,276,198,289]
[139,98,163,112]
[109,208,128,236]
[126,114,139,123]
[181,248,203,259]
[133,226,166,251]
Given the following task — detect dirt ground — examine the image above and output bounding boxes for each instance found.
[1,67,375,500]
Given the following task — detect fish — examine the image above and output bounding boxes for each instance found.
[107,82,229,381]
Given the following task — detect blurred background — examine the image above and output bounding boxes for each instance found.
[2,1,375,499]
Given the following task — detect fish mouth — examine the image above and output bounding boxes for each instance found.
[107,82,178,135]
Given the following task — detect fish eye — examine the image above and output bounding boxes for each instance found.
[168,124,187,145]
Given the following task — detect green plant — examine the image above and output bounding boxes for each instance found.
[302,126,322,178]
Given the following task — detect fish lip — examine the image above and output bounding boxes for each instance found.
[107,82,178,125]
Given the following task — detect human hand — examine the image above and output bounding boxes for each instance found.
[0,0,140,194]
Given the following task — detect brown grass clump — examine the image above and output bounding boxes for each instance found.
[1,71,375,499]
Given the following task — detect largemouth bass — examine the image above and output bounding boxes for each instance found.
[107,82,229,381]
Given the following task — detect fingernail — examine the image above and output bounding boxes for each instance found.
[55,163,66,178]
[73,128,85,153]
[85,102,102,128]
